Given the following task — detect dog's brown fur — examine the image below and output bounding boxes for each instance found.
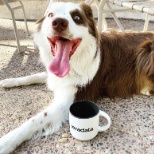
[76,32,154,100]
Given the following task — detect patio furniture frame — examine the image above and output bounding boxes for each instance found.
[1,0,30,52]
[86,0,154,32]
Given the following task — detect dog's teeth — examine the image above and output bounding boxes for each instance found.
[55,44,57,51]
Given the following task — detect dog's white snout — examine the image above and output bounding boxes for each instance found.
[52,18,68,32]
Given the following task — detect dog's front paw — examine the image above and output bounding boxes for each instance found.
[0,78,20,88]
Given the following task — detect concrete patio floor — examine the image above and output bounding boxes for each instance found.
[0,18,154,154]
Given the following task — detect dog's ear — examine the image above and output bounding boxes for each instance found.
[36,16,45,24]
[36,16,45,31]
[79,2,93,18]
[79,2,98,40]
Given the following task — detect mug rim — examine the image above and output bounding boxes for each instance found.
[69,100,99,119]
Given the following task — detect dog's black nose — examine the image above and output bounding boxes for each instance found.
[52,18,68,32]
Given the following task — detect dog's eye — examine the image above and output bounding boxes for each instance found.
[72,15,83,24]
[74,15,80,21]
[48,13,53,17]
[70,11,84,25]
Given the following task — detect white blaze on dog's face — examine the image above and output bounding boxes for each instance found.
[35,2,98,78]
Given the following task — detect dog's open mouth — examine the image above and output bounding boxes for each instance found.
[48,36,81,77]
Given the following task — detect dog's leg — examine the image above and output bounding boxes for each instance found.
[0,72,47,88]
[0,86,77,154]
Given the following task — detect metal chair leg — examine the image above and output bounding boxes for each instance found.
[143,13,150,32]
[97,0,107,32]
[11,11,21,52]
[2,0,21,52]
[106,3,125,32]
[19,0,30,36]
[2,0,30,52]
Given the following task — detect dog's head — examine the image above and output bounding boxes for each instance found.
[35,2,98,77]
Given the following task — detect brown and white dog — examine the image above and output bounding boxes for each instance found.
[0,2,154,153]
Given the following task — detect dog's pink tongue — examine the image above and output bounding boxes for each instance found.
[49,40,72,77]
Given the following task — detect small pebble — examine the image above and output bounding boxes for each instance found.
[58,138,67,143]
[62,133,69,138]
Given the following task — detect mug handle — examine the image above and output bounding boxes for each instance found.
[98,110,111,132]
